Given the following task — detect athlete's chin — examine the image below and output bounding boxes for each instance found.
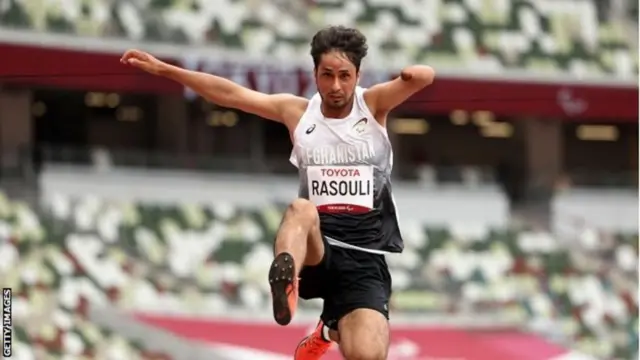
[328,99,346,108]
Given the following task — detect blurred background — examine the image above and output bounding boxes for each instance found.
[0,0,638,359]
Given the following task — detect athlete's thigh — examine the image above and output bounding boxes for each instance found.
[305,220,325,266]
[338,308,389,360]
[320,247,392,329]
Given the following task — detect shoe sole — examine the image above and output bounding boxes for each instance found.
[293,335,311,359]
[269,252,295,326]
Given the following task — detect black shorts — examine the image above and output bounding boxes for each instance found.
[298,235,392,330]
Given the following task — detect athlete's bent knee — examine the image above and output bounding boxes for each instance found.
[338,309,389,360]
[284,198,319,228]
[341,347,386,360]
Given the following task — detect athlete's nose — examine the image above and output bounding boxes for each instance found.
[330,78,341,92]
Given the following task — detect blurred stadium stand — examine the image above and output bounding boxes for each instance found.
[0,0,637,359]
[0,0,637,76]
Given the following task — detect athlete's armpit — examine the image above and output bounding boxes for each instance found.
[364,65,435,124]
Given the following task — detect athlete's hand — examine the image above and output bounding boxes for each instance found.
[120,49,168,76]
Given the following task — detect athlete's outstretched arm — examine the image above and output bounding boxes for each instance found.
[120,49,306,126]
[364,65,435,124]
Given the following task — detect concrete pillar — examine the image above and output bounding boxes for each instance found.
[0,89,32,171]
[156,95,188,154]
[522,119,562,192]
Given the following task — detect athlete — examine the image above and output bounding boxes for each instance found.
[121,25,435,360]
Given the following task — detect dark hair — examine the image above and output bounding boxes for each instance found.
[310,26,368,71]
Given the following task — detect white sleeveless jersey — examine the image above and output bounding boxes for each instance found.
[289,86,403,254]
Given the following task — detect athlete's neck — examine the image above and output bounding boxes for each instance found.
[321,98,354,119]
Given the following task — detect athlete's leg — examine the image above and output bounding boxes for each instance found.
[338,309,389,360]
[270,198,324,326]
[329,328,340,342]
[324,247,391,360]
[274,198,324,273]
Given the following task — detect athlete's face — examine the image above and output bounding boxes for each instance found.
[314,51,359,110]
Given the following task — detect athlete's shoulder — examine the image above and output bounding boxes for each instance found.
[298,93,323,115]
[306,92,322,104]
[279,93,309,109]
[278,94,309,129]
[270,93,308,117]
[353,87,377,118]
[358,86,375,107]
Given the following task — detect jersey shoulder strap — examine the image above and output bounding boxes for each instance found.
[289,93,321,167]
[353,86,376,120]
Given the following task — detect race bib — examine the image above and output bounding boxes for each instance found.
[307,165,373,214]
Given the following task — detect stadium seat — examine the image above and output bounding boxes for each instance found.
[0,0,636,77]
[0,192,173,360]
[1,189,637,359]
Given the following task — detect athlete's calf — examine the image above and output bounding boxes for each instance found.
[338,309,389,360]
[270,198,325,325]
[274,198,325,273]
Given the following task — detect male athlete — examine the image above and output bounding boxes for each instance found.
[121,25,435,360]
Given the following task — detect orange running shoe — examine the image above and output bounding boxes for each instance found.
[294,320,332,359]
[269,252,298,326]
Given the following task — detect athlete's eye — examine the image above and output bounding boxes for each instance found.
[340,73,350,80]
[322,73,332,78]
